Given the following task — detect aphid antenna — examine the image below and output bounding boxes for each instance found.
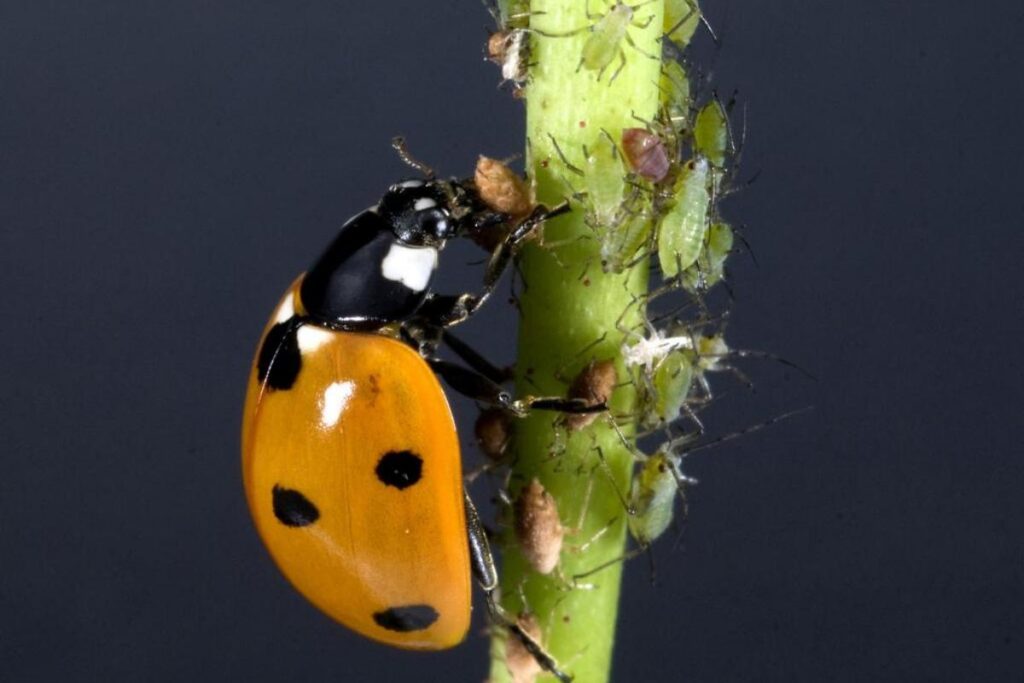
[646,297,718,327]
[390,136,436,180]
[591,443,637,515]
[730,223,759,267]
[723,93,748,175]
[551,333,610,385]
[663,406,814,460]
[699,11,721,47]
[709,348,818,381]
[584,0,654,22]
[718,271,737,301]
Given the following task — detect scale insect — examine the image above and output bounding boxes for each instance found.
[241,140,608,682]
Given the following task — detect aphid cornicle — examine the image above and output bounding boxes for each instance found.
[242,154,585,681]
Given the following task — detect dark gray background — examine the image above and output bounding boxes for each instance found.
[1,0,1022,681]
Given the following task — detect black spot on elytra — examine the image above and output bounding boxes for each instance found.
[257,319,302,390]
[372,605,439,632]
[375,450,423,490]
[272,485,319,527]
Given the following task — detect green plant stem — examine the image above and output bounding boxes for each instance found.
[488,2,664,681]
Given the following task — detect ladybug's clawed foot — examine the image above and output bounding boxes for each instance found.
[507,395,608,418]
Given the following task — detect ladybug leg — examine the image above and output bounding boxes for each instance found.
[427,359,604,417]
[464,491,573,683]
[441,330,511,384]
[477,201,570,300]
[415,202,571,329]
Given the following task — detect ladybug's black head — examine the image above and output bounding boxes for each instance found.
[378,180,458,247]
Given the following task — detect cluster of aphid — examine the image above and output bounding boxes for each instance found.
[241,2,777,682]
[475,1,778,680]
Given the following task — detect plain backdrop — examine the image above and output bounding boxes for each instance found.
[1,1,1022,681]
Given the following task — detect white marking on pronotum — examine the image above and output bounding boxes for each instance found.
[398,180,424,189]
[320,380,356,428]
[297,325,333,354]
[381,243,438,292]
[274,292,295,323]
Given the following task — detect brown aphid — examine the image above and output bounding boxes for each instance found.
[475,155,534,218]
[564,359,617,431]
[504,612,544,683]
[514,478,565,575]
[475,408,513,462]
[622,127,671,182]
[487,29,530,86]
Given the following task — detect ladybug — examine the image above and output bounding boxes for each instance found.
[241,145,584,680]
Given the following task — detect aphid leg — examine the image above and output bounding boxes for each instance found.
[572,546,646,581]
[603,49,627,83]
[548,134,586,176]
[390,136,436,179]
[414,203,570,328]
[664,4,697,42]
[464,492,574,683]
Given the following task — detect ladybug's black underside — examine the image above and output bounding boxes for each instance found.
[300,210,434,330]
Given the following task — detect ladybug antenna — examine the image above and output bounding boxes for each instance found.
[391,136,436,180]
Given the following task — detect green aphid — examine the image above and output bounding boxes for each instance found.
[657,156,710,278]
[581,3,634,76]
[650,350,695,425]
[627,449,690,548]
[575,0,658,81]
[500,0,531,28]
[583,135,627,226]
[659,60,692,132]
[683,221,733,291]
[549,131,646,271]
[664,0,700,49]
[601,211,651,274]
[693,99,731,169]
